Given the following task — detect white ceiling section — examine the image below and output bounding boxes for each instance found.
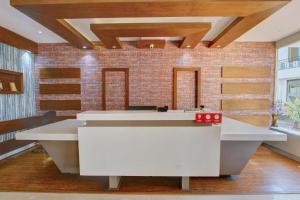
[0,0,65,43]
[237,0,300,42]
[66,17,236,42]
[0,0,300,44]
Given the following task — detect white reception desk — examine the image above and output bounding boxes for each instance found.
[16,110,287,191]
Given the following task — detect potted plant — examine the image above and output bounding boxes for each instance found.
[271,101,284,127]
[285,98,300,129]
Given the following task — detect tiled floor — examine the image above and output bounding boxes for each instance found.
[0,193,300,200]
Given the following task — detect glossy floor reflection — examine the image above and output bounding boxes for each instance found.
[0,193,300,200]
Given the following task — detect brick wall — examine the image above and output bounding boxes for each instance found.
[36,41,275,116]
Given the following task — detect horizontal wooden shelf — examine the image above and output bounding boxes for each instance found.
[226,115,270,127]
[0,69,23,94]
[221,99,271,111]
[222,66,271,78]
[40,84,81,94]
[222,83,270,95]
[40,68,80,79]
[40,100,81,111]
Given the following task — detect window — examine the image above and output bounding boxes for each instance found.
[287,79,300,102]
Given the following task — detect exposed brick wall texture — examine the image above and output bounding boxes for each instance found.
[105,71,126,110]
[177,71,196,110]
[36,41,275,116]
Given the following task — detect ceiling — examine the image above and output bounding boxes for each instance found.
[67,17,235,42]
[0,0,299,48]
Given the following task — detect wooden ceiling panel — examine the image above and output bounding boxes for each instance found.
[10,0,290,49]
[137,40,166,49]
[91,23,211,49]
[10,0,289,18]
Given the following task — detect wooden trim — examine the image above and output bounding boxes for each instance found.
[221,99,271,111]
[0,111,56,136]
[221,83,271,95]
[39,68,80,79]
[40,84,81,94]
[173,67,201,109]
[102,68,129,110]
[0,111,58,156]
[0,26,38,53]
[40,100,81,110]
[226,115,271,127]
[0,140,33,156]
[221,66,272,78]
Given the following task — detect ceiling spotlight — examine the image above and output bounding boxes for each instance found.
[112,46,116,49]
[82,46,87,49]
[38,30,43,34]
[186,45,191,48]
[149,44,155,49]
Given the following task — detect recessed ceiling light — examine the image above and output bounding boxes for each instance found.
[82,46,87,49]
[38,30,43,34]
[186,45,191,48]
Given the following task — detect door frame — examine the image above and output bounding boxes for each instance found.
[102,68,129,110]
[173,67,201,110]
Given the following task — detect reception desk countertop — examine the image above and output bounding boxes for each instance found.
[16,111,286,142]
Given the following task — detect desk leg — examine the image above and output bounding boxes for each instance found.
[181,176,190,191]
[109,176,121,190]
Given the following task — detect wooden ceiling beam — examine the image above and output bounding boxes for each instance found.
[10,7,94,49]
[10,0,289,18]
[209,4,288,48]
[0,26,38,53]
[10,0,290,49]
[91,23,211,49]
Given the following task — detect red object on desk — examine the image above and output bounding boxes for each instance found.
[195,113,222,124]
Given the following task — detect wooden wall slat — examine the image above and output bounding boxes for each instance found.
[40,100,81,110]
[226,115,270,127]
[40,68,80,79]
[221,99,270,111]
[222,83,270,94]
[40,84,81,94]
[222,66,271,78]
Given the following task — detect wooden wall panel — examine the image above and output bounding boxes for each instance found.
[40,84,81,94]
[40,68,80,79]
[221,99,271,111]
[226,115,270,127]
[40,100,81,110]
[222,67,271,78]
[222,83,270,94]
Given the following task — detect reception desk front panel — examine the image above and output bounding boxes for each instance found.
[78,125,221,177]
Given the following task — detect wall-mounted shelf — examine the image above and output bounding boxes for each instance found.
[0,69,24,94]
